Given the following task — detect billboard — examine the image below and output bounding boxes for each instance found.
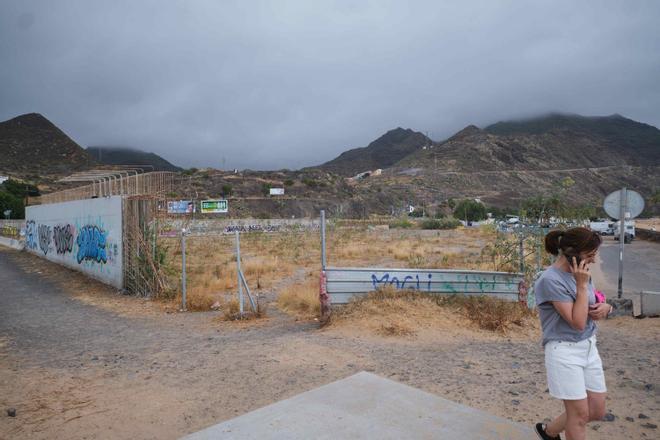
[269,188,285,195]
[167,200,195,214]
[201,200,228,213]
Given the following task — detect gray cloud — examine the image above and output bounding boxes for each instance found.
[1,0,659,170]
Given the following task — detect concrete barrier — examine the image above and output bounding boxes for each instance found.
[640,291,660,317]
[0,235,24,250]
[25,196,124,289]
[325,267,524,304]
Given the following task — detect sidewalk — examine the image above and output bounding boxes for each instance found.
[183,372,534,440]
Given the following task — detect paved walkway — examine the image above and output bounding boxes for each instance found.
[184,372,534,440]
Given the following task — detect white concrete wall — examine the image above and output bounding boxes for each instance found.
[25,197,123,289]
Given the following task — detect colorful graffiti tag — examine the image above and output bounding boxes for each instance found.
[25,220,38,250]
[53,224,75,254]
[38,224,51,255]
[76,225,108,264]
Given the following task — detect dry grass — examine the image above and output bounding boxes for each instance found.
[328,287,538,338]
[159,225,526,315]
[221,297,267,321]
[277,278,321,318]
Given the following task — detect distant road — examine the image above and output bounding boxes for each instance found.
[592,237,660,295]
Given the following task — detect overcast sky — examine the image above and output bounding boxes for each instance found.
[1,1,659,170]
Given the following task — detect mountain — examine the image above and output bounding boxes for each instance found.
[397,113,660,172]
[316,127,432,176]
[87,146,182,172]
[0,113,95,177]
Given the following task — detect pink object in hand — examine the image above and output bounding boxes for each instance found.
[595,290,606,304]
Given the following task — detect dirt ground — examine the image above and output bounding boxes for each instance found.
[1,247,659,440]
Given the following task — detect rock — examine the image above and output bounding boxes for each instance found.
[591,424,600,431]
[211,301,221,310]
[641,423,657,429]
[639,413,650,419]
[511,400,520,406]
[508,391,519,396]
[644,383,654,391]
[91,355,99,361]
[602,413,616,422]
[626,417,634,422]
[7,408,16,417]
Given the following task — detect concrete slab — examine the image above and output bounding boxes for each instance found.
[641,291,660,316]
[182,372,534,439]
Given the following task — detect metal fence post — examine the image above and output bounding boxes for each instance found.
[617,187,627,298]
[321,210,327,270]
[235,230,244,315]
[519,231,525,273]
[181,228,187,311]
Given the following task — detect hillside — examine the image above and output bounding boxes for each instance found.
[317,127,432,176]
[397,114,660,172]
[0,113,95,178]
[87,146,182,172]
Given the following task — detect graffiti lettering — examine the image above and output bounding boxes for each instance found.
[371,273,432,291]
[76,225,107,264]
[25,220,38,250]
[0,225,19,238]
[224,224,281,234]
[53,224,74,254]
[38,224,51,255]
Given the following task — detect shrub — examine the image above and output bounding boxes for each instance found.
[421,217,460,230]
[389,218,414,229]
[284,179,294,186]
[453,199,487,222]
[221,184,232,197]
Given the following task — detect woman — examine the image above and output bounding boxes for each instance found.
[534,227,613,440]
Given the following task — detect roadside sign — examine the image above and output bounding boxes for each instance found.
[603,189,644,219]
[604,188,645,299]
[269,188,284,196]
[201,200,228,214]
[167,200,194,214]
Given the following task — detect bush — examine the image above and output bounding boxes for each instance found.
[421,218,461,229]
[221,184,232,196]
[389,218,414,229]
[283,179,294,186]
[453,199,487,222]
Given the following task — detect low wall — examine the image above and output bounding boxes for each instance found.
[640,291,660,317]
[25,196,124,289]
[0,235,24,250]
[159,218,321,236]
[0,219,24,239]
[637,228,660,243]
[325,267,525,304]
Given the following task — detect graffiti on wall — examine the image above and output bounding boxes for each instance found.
[224,224,281,234]
[76,225,108,264]
[25,220,38,250]
[53,224,74,255]
[371,273,434,291]
[38,224,51,255]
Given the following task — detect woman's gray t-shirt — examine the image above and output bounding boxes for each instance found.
[534,266,597,346]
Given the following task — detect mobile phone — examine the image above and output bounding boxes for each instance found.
[568,254,582,266]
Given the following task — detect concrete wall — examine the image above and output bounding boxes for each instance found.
[25,197,124,289]
[637,228,660,243]
[159,218,321,236]
[640,291,660,317]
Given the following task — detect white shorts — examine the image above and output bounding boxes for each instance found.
[544,335,607,400]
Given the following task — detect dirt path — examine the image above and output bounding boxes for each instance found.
[1,248,658,439]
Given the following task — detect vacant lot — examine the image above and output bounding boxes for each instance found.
[1,228,658,439]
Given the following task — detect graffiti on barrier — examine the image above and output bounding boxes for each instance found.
[0,225,20,238]
[25,220,38,250]
[371,273,433,291]
[53,224,74,255]
[76,225,107,264]
[38,224,51,255]
[224,224,281,234]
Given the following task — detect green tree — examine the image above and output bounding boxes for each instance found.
[453,199,487,222]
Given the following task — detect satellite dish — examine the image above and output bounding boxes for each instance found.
[603,189,645,219]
